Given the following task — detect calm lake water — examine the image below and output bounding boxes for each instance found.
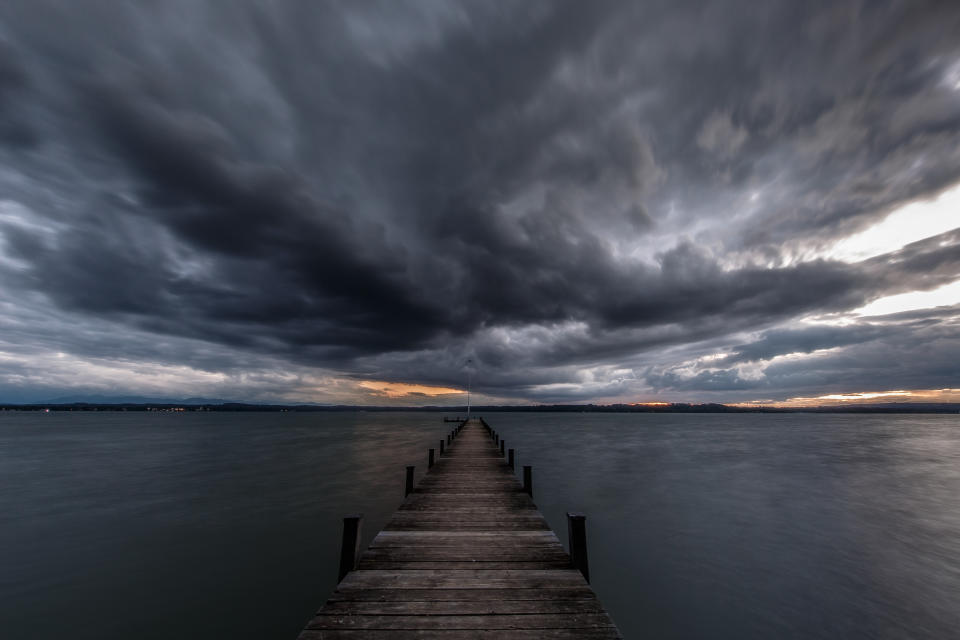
[2,411,959,639]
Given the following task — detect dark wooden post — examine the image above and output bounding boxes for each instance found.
[440,439,445,455]
[447,434,451,446]
[500,440,505,455]
[428,448,435,468]
[405,466,415,497]
[508,448,515,471]
[338,513,363,582]
[567,512,590,583]
[523,465,533,497]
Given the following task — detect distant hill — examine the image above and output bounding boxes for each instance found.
[6,400,960,413]
[42,394,232,405]
[808,402,960,413]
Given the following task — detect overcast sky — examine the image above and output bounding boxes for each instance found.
[1,1,959,405]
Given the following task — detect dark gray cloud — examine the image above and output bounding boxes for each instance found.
[647,304,960,398]
[0,1,959,403]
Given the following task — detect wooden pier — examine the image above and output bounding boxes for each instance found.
[298,418,621,638]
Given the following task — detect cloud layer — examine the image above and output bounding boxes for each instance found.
[1,1,959,403]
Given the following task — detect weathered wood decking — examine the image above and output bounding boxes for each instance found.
[298,418,621,638]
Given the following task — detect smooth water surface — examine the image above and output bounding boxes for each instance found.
[2,411,959,639]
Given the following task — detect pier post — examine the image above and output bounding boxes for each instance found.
[523,465,533,497]
[567,512,590,583]
[440,439,445,455]
[500,440,505,455]
[405,466,415,497]
[429,448,435,468]
[337,514,363,582]
[508,448,515,471]
[447,434,451,446]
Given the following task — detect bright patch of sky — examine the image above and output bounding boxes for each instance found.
[856,279,960,316]
[738,388,960,407]
[358,380,463,398]
[825,183,960,262]
[944,58,960,91]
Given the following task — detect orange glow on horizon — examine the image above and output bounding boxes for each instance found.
[631,401,671,406]
[359,380,462,398]
[733,388,960,407]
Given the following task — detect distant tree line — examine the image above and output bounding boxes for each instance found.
[2,402,958,413]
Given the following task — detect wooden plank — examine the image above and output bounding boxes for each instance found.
[399,496,534,506]
[299,630,622,639]
[337,569,589,589]
[368,542,564,552]
[317,600,607,615]
[361,548,568,562]
[325,588,598,602]
[356,560,575,570]
[371,531,559,543]
[396,506,538,514]
[383,522,551,531]
[304,613,618,630]
[386,514,549,524]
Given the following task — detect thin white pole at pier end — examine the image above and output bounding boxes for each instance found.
[466,358,473,418]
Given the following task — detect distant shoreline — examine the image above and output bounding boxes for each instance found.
[2,402,959,414]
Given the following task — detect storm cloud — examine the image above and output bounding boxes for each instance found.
[0,1,959,404]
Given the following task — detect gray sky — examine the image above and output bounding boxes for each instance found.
[1,1,959,405]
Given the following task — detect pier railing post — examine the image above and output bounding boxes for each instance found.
[447,434,451,446]
[567,512,590,583]
[523,465,533,497]
[440,439,445,455]
[405,466,415,497]
[508,448,515,471]
[337,513,363,582]
[428,448,435,468]
[500,440,505,455]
